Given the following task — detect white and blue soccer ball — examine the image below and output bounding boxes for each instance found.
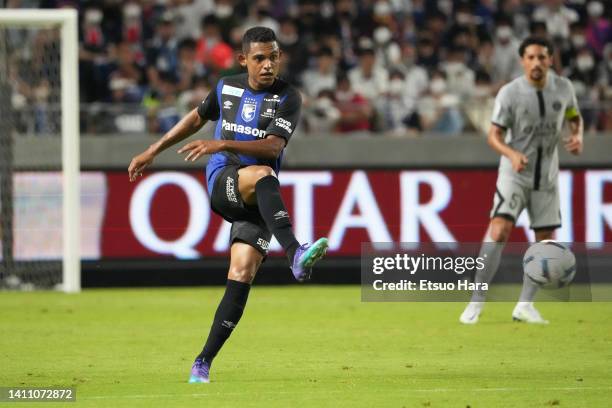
[523,240,576,288]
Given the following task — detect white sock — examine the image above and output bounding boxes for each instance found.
[471,234,506,302]
[518,275,539,302]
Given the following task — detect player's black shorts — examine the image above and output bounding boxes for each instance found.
[210,165,272,256]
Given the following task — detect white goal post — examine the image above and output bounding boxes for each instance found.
[0,9,80,293]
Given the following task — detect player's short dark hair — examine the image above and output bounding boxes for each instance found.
[242,26,277,53]
[518,37,554,57]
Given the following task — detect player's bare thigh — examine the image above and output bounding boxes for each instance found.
[227,241,264,284]
[237,165,277,205]
[488,216,514,243]
[534,228,555,242]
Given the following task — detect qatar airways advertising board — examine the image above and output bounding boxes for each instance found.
[6,169,612,260]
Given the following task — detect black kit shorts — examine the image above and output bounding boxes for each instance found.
[210,165,272,256]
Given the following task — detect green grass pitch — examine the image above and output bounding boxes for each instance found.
[2,286,611,407]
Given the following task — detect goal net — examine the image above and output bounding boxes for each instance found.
[0,9,80,292]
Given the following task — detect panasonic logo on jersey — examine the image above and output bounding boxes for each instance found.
[222,119,266,138]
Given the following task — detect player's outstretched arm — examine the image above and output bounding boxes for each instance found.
[128,108,207,181]
[487,123,528,172]
[564,115,583,155]
[178,135,286,162]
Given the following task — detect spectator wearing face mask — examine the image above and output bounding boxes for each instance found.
[491,19,521,86]
[444,1,483,53]
[196,15,234,73]
[277,17,308,84]
[475,38,494,78]
[348,40,389,102]
[173,0,215,41]
[301,47,337,98]
[495,0,530,39]
[145,11,180,96]
[569,49,599,92]
[562,22,589,69]
[371,1,401,66]
[474,0,496,30]
[332,0,359,68]
[241,0,280,33]
[304,89,341,134]
[176,39,206,93]
[464,71,495,134]
[395,42,429,118]
[334,72,373,133]
[532,0,579,40]
[379,70,413,136]
[79,8,108,102]
[211,0,240,43]
[568,48,600,130]
[108,42,146,98]
[81,8,106,55]
[441,46,475,98]
[373,25,401,68]
[447,26,479,66]
[423,12,448,51]
[585,1,611,58]
[597,44,612,130]
[405,70,465,135]
[415,37,439,71]
[598,43,612,91]
[122,3,144,52]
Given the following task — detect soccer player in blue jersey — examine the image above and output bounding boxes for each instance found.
[128,27,329,383]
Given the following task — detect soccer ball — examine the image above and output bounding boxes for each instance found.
[523,240,576,288]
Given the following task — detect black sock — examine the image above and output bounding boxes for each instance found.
[255,175,300,262]
[197,279,250,364]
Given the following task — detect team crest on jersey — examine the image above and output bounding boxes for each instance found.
[241,98,258,122]
[553,101,562,112]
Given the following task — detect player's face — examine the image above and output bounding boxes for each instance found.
[521,44,552,83]
[240,42,281,90]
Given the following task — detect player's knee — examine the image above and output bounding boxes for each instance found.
[250,165,276,182]
[228,263,259,283]
[227,261,261,283]
[238,166,277,204]
[489,221,512,242]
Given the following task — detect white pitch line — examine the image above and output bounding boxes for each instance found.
[81,386,612,400]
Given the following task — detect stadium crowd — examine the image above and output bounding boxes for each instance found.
[4,0,612,136]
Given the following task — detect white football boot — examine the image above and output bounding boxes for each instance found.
[512,302,549,324]
[459,301,484,324]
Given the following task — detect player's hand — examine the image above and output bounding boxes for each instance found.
[128,150,155,182]
[509,150,528,172]
[564,134,583,155]
[178,140,224,161]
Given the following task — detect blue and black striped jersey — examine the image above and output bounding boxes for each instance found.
[197,73,302,195]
